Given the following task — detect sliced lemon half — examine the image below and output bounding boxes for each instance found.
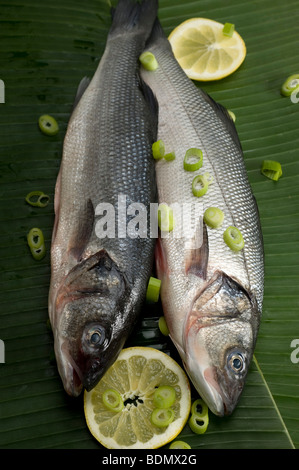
[84,347,191,449]
[168,17,246,81]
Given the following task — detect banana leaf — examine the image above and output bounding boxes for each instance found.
[0,0,298,449]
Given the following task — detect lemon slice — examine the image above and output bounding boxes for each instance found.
[84,347,191,449]
[168,17,246,81]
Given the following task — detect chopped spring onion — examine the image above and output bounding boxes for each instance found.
[158,203,174,232]
[188,412,209,435]
[191,399,209,418]
[146,276,161,303]
[261,160,282,181]
[184,148,203,171]
[164,151,176,161]
[169,441,191,449]
[281,74,299,96]
[192,173,213,198]
[203,207,224,229]
[27,227,46,260]
[102,389,124,413]
[151,408,175,427]
[153,385,176,409]
[25,191,50,208]
[222,22,235,37]
[139,51,158,71]
[152,140,165,160]
[158,316,169,336]
[223,226,244,252]
[228,109,236,122]
[38,114,59,136]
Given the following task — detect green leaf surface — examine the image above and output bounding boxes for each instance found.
[0,0,298,449]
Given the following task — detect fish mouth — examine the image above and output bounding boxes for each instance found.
[59,341,84,397]
[183,314,244,417]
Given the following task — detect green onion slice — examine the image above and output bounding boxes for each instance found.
[228,110,236,122]
[222,22,235,37]
[146,276,161,303]
[25,191,50,208]
[203,207,224,229]
[169,441,191,449]
[152,140,165,160]
[102,389,124,413]
[158,316,169,336]
[27,227,46,260]
[281,74,299,96]
[38,114,59,136]
[184,148,203,171]
[192,173,213,198]
[158,203,174,232]
[191,399,209,419]
[223,226,245,252]
[261,160,282,181]
[139,51,159,71]
[151,408,175,428]
[153,385,176,409]
[188,413,209,435]
[164,151,176,161]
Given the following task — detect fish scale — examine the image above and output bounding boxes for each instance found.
[141,20,264,416]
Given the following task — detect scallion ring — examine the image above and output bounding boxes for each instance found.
[188,413,209,435]
[169,441,191,449]
[222,22,235,37]
[146,276,161,303]
[261,160,282,181]
[158,316,169,336]
[203,207,224,229]
[150,408,175,428]
[27,227,46,260]
[184,148,203,171]
[223,226,244,252]
[25,191,50,208]
[158,203,174,232]
[102,389,124,413]
[192,173,213,198]
[153,385,176,409]
[38,114,59,136]
[164,151,176,161]
[152,140,165,160]
[191,399,209,419]
[281,74,299,96]
[139,51,159,71]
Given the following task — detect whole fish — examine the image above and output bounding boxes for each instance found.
[141,21,264,416]
[48,0,158,397]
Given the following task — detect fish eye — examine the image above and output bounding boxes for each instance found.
[84,325,106,348]
[227,352,245,374]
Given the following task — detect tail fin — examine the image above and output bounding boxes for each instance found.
[109,0,158,37]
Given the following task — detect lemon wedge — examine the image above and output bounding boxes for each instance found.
[84,347,191,449]
[168,17,246,81]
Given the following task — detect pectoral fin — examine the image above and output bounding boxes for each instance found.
[68,198,95,261]
[185,220,209,279]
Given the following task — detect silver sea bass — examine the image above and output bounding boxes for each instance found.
[141,21,264,416]
[48,0,158,397]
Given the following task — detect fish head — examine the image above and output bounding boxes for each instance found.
[52,250,132,396]
[183,271,259,416]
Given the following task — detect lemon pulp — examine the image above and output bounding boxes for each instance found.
[84,347,191,449]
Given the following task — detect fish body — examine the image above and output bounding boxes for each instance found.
[49,0,158,397]
[141,22,264,416]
